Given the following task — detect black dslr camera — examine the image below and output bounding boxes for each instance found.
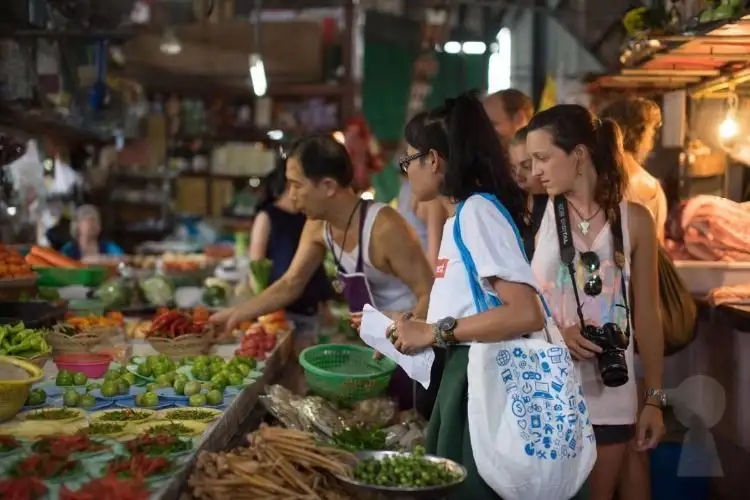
[582,323,630,388]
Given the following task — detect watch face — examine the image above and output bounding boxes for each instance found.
[438,317,457,332]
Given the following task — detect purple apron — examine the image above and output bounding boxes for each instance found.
[326,201,416,411]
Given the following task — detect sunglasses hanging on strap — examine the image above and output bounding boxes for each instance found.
[552,195,631,387]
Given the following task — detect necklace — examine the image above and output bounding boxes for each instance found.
[567,201,601,235]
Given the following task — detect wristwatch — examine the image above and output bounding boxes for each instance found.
[645,388,667,408]
[433,317,459,347]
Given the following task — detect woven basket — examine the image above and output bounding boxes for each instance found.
[147,325,214,359]
[47,325,112,354]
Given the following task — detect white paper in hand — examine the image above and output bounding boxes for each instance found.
[359,304,435,389]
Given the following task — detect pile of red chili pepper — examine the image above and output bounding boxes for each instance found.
[10,453,80,479]
[0,435,20,453]
[31,435,109,457]
[147,310,205,338]
[0,477,47,500]
[125,434,192,456]
[106,453,172,479]
[60,474,149,500]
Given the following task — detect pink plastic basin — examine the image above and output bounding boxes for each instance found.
[54,353,113,379]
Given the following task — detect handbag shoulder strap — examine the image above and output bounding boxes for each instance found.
[454,193,551,316]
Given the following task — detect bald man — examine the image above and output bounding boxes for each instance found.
[483,89,534,142]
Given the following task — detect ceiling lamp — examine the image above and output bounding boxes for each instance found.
[160,29,182,55]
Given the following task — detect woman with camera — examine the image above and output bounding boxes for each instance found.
[526,105,665,500]
[390,92,591,499]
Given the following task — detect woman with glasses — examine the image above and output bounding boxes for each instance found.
[526,105,665,500]
[389,91,584,498]
[395,168,448,268]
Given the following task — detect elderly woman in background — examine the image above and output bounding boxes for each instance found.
[60,205,123,260]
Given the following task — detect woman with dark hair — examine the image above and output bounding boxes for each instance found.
[248,161,334,385]
[390,91,576,498]
[509,126,548,258]
[526,104,665,500]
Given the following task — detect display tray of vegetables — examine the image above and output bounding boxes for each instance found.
[19,408,85,423]
[146,310,207,338]
[138,420,206,437]
[60,474,151,500]
[339,447,467,495]
[62,312,125,330]
[7,453,84,483]
[0,435,22,456]
[91,408,155,424]
[0,323,50,359]
[78,422,131,439]
[0,477,47,500]
[124,434,193,458]
[31,435,110,459]
[104,453,175,483]
[156,408,222,423]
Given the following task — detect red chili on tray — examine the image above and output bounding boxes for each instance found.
[10,453,79,480]
[107,453,172,479]
[60,474,150,500]
[32,435,109,457]
[147,310,204,338]
[0,477,47,500]
[0,435,20,452]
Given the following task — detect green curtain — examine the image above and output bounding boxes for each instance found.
[363,42,488,203]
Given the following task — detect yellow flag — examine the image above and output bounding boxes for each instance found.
[537,74,557,112]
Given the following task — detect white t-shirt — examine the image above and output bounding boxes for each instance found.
[426,195,540,324]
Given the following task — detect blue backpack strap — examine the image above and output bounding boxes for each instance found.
[454,193,552,317]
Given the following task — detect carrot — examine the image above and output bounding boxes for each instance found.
[30,246,81,268]
[25,254,52,267]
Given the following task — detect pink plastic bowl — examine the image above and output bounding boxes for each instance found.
[54,353,113,379]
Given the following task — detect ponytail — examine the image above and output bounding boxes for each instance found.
[443,91,526,229]
[593,118,628,216]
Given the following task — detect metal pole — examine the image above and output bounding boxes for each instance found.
[531,0,545,104]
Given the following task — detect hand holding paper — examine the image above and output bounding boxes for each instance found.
[359,304,434,389]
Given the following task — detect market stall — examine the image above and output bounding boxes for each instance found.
[589,7,750,499]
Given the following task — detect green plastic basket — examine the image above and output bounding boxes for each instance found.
[298,344,397,404]
[34,266,108,288]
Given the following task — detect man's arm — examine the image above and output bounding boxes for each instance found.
[372,207,434,319]
[237,219,327,319]
[418,199,446,270]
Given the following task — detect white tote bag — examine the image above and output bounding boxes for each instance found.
[454,194,596,500]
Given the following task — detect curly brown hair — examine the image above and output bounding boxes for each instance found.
[598,97,662,155]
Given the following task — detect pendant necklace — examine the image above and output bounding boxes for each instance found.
[567,201,601,235]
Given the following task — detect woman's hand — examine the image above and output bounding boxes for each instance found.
[391,318,434,354]
[209,307,252,339]
[635,404,665,451]
[560,324,603,361]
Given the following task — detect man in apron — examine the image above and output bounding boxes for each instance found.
[210,135,438,416]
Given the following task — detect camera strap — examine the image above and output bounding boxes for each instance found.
[609,204,632,338]
[552,196,631,337]
[552,195,587,329]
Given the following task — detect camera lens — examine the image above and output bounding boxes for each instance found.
[598,351,629,388]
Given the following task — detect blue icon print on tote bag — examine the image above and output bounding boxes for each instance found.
[497,345,594,460]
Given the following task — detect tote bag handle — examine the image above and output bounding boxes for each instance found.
[453,193,552,336]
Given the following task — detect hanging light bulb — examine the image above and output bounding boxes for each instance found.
[160,28,182,55]
[249,53,267,97]
[719,92,740,140]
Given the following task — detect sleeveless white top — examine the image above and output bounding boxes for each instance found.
[531,199,637,425]
[324,202,417,313]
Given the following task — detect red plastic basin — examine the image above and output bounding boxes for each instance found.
[54,353,113,379]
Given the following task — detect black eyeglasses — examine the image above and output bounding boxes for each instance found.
[398,151,428,174]
[579,251,602,297]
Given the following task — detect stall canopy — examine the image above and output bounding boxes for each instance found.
[589,15,750,97]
